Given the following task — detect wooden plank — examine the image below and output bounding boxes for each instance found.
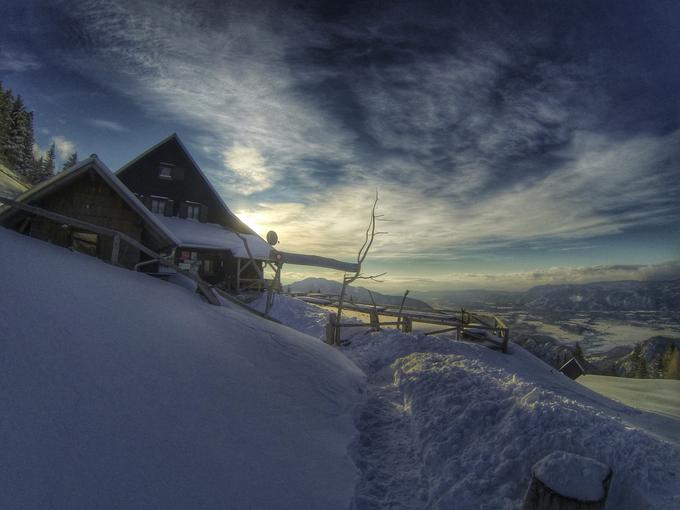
[111,234,120,265]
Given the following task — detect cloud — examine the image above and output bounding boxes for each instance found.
[429,261,680,291]
[0,48,41,72]
[53,1,680,268]
[223,145,272,194]
[50,136,76,160]
[88,118,128,132]
[62,0,356,198]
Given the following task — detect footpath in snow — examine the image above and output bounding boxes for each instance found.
[257,294,680,510]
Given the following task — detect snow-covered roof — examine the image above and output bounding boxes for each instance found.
[278,252,359,273]
[156,215,274,259]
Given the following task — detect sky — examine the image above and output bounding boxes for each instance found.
[1,0,679,292]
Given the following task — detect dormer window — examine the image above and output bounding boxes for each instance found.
[158,163,173,180]
[151,198,166,215]
[186,203,201,220]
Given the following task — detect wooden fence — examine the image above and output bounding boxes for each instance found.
[291,293,510,353]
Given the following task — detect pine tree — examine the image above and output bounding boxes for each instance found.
[637,356,649,379]
[0,82,12,165]
[37,142,56,183]
[7,95,30,174]
[630,343,643,378]
[62,151,78,171]
[663,344,680,380]
[573,342,585,363]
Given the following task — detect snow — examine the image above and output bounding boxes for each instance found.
[578,375,680,421]
[250,293,367,341]
[533,451,610,502]
[0,227,364,509]
[261,295,680,510]
[155,214,273,259]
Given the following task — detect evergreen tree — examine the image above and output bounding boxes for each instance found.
[630,343,643,377]
[62,151,78,171]
[636,356,649,379]
[663,344,680,380]
[37,142,56,183]
[573,342,585,363]
[0,82,12,165]
[7,95,31,175]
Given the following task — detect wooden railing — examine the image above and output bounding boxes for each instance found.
[291,292,510,353]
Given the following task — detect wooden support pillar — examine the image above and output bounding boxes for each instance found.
[402,317,413,333]
[326,312,338,345]
[236,258,241,292]
[111,234,120,265]
[370,310,381,331]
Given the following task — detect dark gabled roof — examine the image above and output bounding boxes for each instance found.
[115,133,256,236]
[0,156,180,247]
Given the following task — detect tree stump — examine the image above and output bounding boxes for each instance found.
[523,452,612,510]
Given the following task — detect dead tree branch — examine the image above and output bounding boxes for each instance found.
[332,191,386,345]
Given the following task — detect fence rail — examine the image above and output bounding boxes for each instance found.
[289,292,510,353]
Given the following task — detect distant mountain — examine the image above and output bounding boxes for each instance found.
[521,280,680,311]
[410,289,523,310]
[287,277,432,311]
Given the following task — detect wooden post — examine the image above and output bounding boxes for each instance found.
[396,289,409,331]
[523,452,612,510]
[111,234,120,265]
[326,312,338,345]
[370,310,380,331]
[236,258,241,292]
[402,317,413,333]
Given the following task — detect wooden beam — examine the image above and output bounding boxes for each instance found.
[111,234,120,265]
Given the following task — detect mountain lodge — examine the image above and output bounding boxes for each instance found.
[0,134,357,293]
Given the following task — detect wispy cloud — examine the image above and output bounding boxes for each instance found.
[51,135,76,160]
[0,48,41,72]
[33,136,76,162]
[54,0,680,269]
[88,118,128,132]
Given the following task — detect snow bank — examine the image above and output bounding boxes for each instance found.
[376,334,680,509]
[250,293,368,342]
[257,295,680,509]
[0,228,364,509]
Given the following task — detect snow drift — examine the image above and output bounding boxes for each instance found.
[0,228,364,509]
[263,294,680,510]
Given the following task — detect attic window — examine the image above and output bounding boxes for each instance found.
[158,164,173,180]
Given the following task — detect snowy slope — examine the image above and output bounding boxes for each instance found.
[578,375,680,421]
[0,228,365,510]
[261,295,680,510]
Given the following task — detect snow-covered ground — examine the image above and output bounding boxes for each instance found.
[3,225,679,510]
[260,294,680,510]
[579,375,680,421]
[0,228,365,509]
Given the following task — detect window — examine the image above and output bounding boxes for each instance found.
[187,203,201,220]
[151,199,166,215]
[203,259,213,274]
[158,164,173,180]
[70,231,98,257]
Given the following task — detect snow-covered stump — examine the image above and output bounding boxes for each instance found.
[523,452,612,510]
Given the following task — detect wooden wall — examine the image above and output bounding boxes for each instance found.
[25,170,165,268]
[117,138,253,233]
